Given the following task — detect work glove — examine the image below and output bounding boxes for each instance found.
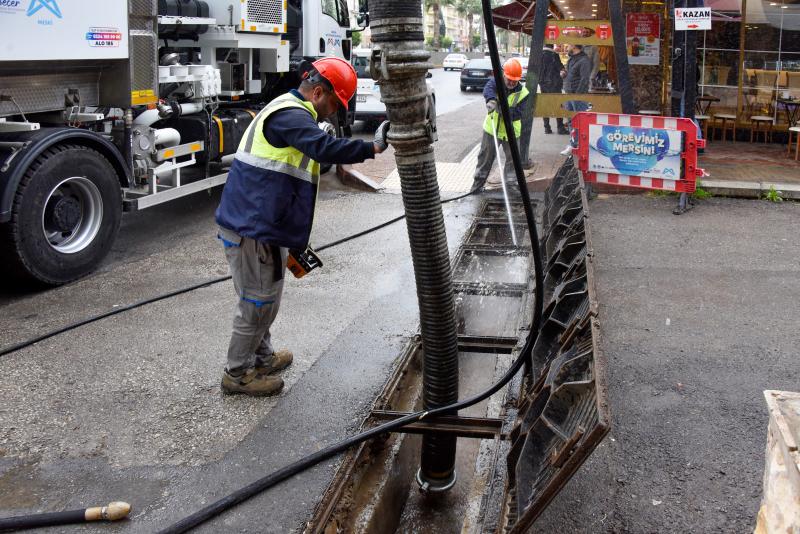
[486,99,498,113]
[373,120,390,153]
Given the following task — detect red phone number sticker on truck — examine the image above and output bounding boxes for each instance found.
[86,27,122,47]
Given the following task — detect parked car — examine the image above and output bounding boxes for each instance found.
[353,49,436,126]
[461,58,493,92]
[442,53,468,70]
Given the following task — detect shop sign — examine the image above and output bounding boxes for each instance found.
[587,124,683,180]
[543,19,614,46]
[626,13,660,66]
[674,7,711,30]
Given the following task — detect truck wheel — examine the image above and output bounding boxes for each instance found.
[0,144,122,286]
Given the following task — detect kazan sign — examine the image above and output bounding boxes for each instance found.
[674,7,711,31]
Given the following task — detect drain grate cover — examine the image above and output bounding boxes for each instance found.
[501,159,610,533]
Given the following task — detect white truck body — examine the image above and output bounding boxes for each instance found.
[0,0,362,285]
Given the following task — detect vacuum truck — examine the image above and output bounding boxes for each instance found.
[0,0,364,285]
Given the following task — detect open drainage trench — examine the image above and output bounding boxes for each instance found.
[305,160,609,533]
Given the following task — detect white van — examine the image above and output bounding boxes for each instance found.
[352,49,436,126]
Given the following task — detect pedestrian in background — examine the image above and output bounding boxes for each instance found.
[215,58,390,396]
[540,44,568,135]
[471,58,530,192]
[560,44,592,155]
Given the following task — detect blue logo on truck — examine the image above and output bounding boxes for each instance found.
[26,0,61,18]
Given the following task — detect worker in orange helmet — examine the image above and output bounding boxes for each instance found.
[471,58,530,193]
[215,57,391,396]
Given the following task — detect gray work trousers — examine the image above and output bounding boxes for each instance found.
[218,226,287,375]
[472,131,518,191]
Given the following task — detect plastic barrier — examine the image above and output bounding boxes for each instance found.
[570,112,705,193]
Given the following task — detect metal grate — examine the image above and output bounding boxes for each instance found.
[130,31,157,94]
[247,0,283,25]
[499,160,610,533]
[129,0,156,31]
[0,72,100,116]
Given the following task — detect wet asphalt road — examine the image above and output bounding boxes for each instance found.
[0,79,487,532]
[536,195,800,533]
[0,188,481,532]
[2,67,799,532]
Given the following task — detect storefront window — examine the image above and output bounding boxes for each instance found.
[698,0,800,123]
[698,20,740,114]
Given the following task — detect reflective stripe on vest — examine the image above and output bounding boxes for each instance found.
[483,85,530,141]
[236,93,321,184]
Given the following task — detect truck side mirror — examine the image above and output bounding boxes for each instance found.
[356,0,369,28]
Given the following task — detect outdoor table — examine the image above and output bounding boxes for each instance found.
[695,95,720,115]
[776,98,800,126]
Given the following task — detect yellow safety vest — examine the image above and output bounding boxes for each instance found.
[236,92,321,184]
[483,85,530,141]
[218,92,322,250]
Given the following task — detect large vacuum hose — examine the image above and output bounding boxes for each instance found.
[370,0,461,491]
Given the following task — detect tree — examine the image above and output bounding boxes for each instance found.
[441,35,453,50]
[351,31,362,48]
[455,0,480,51]
[424,0,454,50]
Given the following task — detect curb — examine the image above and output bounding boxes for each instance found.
[701,180,800,200]
[337,164,385,192]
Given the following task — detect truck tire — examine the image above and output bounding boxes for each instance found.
[0,144,122,286]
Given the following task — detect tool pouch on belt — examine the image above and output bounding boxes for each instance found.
[287,246,323,278]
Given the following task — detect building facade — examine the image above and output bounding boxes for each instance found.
[424,5,472,51]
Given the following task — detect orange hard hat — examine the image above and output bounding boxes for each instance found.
[503,59,523,81]
[312,57,358,110]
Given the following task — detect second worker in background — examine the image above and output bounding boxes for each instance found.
[471,58,530,193]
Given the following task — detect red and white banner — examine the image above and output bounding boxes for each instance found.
[570,112,705,194]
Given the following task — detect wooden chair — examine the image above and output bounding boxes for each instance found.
[695,114,710,142]
[750,115,774,143]
[788,126,800,160]
[712,113,737,142]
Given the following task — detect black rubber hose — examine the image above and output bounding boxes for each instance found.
[0,276,231,358]
[480,0,544,376]
[159,334,533,534]
[159,3,546,529]
[0,508,88,530]
[0,192,475,359]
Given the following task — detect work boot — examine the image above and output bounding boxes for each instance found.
[544,126,553,134]
[254,349,293,375]
[221,369,284,396]
[557,126,570,135]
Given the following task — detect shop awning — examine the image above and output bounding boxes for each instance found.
[491,0,562,34]
[706,0,743,21]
